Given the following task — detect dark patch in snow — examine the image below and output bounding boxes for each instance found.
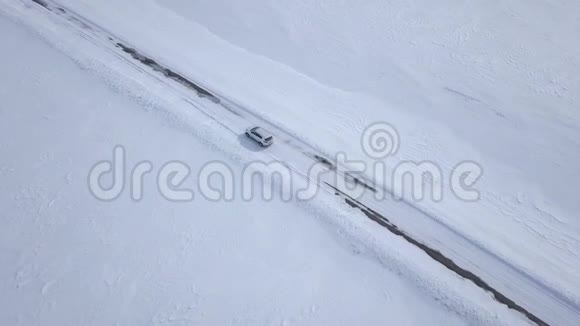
[328,183,548,326]
[344,172,377,193]
[305,153,335,170]
[116,43,219,103]
[31,0,48,9]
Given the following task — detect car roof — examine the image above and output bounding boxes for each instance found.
[252,127,272,138]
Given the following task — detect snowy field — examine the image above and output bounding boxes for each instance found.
[0,0,579,325]
[0,4,530,326]
[43,0,580,307]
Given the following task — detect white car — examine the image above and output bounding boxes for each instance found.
[245,126,274,147]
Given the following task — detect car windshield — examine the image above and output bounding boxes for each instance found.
[265,136,273,142]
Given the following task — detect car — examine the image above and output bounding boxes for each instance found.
[245,126,274,147]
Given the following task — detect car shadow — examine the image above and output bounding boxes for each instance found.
[238,134,265,152]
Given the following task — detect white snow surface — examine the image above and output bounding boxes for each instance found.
[47,0,580,306]
[1,0,579,324]
[0,4,531,326]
